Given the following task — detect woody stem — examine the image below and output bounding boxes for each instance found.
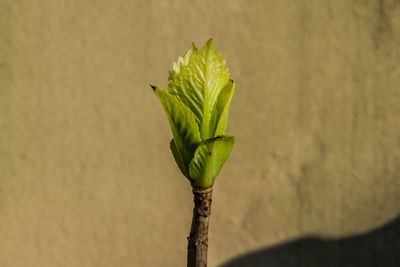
[187,188,213,267]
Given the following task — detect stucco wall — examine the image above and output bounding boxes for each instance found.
[1,0,399,266]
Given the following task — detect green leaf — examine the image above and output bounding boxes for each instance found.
[189,136,234,188]
[170,139,189,178]
[168,39,230,140]
[210,79,235,137]
[153,86,201,172]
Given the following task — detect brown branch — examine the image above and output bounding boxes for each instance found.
[187,189,213,267]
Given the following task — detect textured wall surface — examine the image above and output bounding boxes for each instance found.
[1,0,400,266]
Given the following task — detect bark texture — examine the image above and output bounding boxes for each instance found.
[187,189,213,267]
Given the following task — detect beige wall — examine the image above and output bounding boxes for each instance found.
[1,0,400,266]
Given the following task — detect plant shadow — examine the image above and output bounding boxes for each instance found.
[221,215,400,267]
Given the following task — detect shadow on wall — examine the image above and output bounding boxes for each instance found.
[221,215,400,267]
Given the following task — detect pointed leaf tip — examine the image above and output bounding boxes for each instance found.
[150,84,156,92]
[191,42,198,51]
[203,38,215,50]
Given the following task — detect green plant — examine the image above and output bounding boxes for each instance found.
[151,39,234,267]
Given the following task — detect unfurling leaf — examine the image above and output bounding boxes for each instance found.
[152,39,235,189]
[154,87,201,171]
[189,136,234,188]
